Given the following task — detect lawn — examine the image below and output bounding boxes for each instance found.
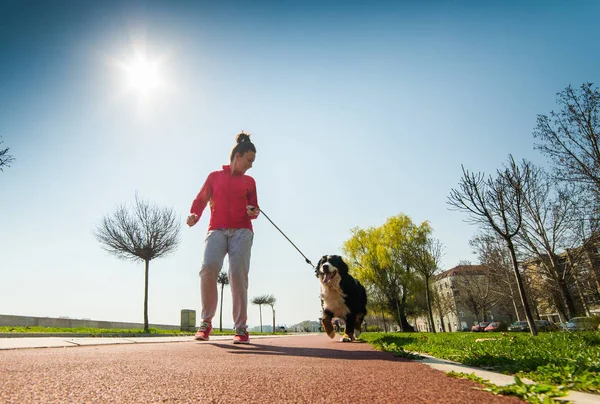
[360,331,600,395]
[0,325,282,337]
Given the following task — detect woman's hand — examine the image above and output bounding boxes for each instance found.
[246,205,260,217]
[186,214,199,227]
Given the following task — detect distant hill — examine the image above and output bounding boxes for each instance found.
[249,320,322,333]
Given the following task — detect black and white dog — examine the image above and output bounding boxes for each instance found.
[316,255,367,342]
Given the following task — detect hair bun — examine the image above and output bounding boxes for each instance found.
[236,131,251,144]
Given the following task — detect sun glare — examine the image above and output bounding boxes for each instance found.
[124,53,162,96]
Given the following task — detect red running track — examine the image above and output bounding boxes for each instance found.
[0,334,523,403]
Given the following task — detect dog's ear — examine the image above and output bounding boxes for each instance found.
[315,256,326,277]
[340,257,348,274]
[332,255,348,274]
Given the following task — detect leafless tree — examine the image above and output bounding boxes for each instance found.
[534,83,600,189]
[430,284,455,332]
[0,136,15,171]
[217,271,229,332]
[94,195,181,332]
[448,156,538,335]
[413,237,443,333]
[470,231,523,321]
[452,270,504,322]
[515,161,588,319]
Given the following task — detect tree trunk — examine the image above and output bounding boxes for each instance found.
[259,305,263,332]
[573,271,591,316]
[425,277,436,333]
[557,277,578,319]
[143,259,150,333]
[507,241,538,336]
[380,307,387,332]
[393,292,414,332]
[272,307,275,334]
[219,284,225,332]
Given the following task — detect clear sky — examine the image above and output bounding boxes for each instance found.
[1,0,599,329]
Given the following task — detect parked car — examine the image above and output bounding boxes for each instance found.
[508,321,530,332]
[471,322,490,332]
[534,320,559,332]
[566,317,598,331]
[484,322,507,332]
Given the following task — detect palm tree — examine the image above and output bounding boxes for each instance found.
[252,295,271,332]
[265,295,276,334]
[217,271,229,332]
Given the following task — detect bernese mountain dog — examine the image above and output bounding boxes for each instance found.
[315,255,367,342]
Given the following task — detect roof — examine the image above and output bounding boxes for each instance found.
[435,264,490,280]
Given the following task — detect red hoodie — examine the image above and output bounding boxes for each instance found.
[190,165,259,232]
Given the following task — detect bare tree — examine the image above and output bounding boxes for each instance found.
[217,271,229,332]
[534,83,600,189]
[0,136,15,171]
[252,295,271,333]
[515,161,588,319]
[452,268,504,322]
[413,237,443,333]
[94,195,181,332]
[448,156,538,335]
[470,231,523,321]
[430,285,455,332]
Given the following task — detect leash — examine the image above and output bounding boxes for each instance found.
[258,208,315,269]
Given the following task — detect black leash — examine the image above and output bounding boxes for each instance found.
[258,208,314,269]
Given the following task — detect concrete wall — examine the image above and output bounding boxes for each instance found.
[0,314,181,330]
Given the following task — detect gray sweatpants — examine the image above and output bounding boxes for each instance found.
[199,228,254,330]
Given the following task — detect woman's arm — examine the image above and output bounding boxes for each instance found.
[188,173,214,226]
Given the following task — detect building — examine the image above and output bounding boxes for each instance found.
[424,265,517,332]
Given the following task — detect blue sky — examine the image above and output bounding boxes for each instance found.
[1,0,599,329]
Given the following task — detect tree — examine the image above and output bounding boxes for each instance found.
[534,83,600,190]
[470,231,523,321]
[413,235,443,333]
[0,136,15,171]
[252,295,271,332]
[344,214,427,332]
[448,156,538,335]
[430,284,455,332]
[217,271,229,332]
[266,295,276,334]
[451,267,504,322]
[94,195,181,332]
[515,161,587,319]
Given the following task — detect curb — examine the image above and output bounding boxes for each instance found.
[415,352,599,404]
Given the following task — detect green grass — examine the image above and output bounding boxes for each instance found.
[360,331,600,395]
[0,326,195,336]
[0,325,284,336]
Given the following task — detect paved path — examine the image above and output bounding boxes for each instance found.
[0,334,596,403]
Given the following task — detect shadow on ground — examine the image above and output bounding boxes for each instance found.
[204,340,411,362]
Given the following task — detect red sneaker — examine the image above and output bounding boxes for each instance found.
[194,321,212,341]
[233,328,249,344]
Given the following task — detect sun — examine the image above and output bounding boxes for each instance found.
[123,53,162,96]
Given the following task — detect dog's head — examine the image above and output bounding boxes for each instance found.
[315,255,349,285]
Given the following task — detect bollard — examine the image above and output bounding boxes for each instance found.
[180,309,196,332]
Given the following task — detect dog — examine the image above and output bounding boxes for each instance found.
[315,255,367,342]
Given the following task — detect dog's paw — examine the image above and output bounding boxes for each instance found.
[327,330,336,339]
[340,334,354,342]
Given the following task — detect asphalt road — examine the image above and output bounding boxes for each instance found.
[0,334,523,403]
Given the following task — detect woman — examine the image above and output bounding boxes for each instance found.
[187,131,259,344]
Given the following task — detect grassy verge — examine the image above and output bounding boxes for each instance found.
[0,325,283,337]
[360,331,600,396]
[0,326,195,336]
